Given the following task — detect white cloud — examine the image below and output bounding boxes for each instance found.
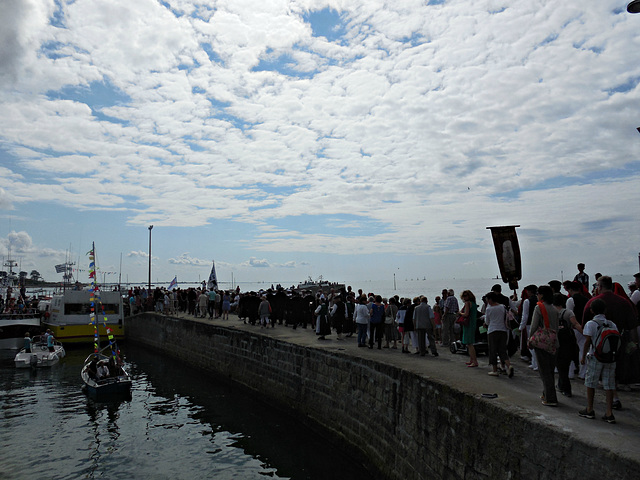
[1,0,639,284]
[241,257,271,268]
[168,252,210,266]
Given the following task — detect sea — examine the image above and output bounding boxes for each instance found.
[0,345,371,480]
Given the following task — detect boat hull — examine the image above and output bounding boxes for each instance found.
[42,323,125,344]
[83,377,132,398]
[0,315,42,350]
[81,353,132,400]
[14,344,66,368]
[45,290,124,344]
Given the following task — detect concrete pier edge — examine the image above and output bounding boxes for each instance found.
[125,312,640,480]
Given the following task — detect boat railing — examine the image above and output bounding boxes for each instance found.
[0,311,40,319]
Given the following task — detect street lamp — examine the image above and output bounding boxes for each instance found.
[148,225,153,292]
[629,1,640,13]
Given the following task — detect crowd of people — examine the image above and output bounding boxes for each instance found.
[134,263,639,425]
[0,285,40,315]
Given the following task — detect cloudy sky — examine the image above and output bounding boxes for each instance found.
[1,0,639,288]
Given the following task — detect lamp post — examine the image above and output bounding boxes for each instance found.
[628,1,640,13]
[148,225,153,292]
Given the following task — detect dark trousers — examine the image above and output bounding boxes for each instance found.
[557,354,572,396]
[417,328,427,355]
[417,328,438,355]
[357,323,368,345]
[521,332,532,359]
[369,323,383,348]
[535,348,558,403]
[488,331,509,366]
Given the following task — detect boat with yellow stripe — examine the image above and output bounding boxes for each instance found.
[43,289,124,344]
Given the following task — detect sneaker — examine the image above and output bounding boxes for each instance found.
[612,399,622,410]
[602,414,616,424]
[541,400,557,407]
[488,371,499,376]
[508,366,514,378]
[431,352,439,357]
[578,409,595,419]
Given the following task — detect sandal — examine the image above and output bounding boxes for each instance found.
[467,363,479,368]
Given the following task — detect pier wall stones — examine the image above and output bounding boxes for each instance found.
[126,314,635,480]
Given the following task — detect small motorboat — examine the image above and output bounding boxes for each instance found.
[80,243,132,400]
[14,336,66,368]
[81,348,132,399]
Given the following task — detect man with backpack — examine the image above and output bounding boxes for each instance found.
[579,299,621,424]
[583,275,638,409]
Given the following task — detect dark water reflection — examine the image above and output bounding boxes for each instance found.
[0,345,370,480]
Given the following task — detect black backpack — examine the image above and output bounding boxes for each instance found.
[557,310,576,347]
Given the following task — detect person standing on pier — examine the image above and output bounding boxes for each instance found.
[384,297,398,349]
[442,289,459,347]
[529,285,560,406]
[369,295,385,349]
[579,299,617,423]
[459,291,478,367]
[330,295,346,340]
[259,295,272,328]
[484,292,514,377]
[414,297,438,357]
[314,298,330,339]
[574,263,589,290]
[353,296,370,347]
[582,275,638,408]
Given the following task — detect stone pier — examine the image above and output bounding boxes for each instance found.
[125,312,640,480]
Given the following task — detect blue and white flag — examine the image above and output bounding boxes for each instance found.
[168,276,177,291]
[55,264,66,273]
[207,261,218,290]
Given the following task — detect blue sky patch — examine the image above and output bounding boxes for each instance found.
[40,41,68,60]
[606,76,640,95]
[267,214,389,238]
[49,2,66,28]
[304,8,347,43]
[201,43,223,64]
[45,79,131,112]
[491,162,640,200]
[253,53,316,79]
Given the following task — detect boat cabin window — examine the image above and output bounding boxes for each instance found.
[64,303,120,315]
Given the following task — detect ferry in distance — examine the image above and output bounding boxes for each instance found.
[43,289,124,344]
[295,276,345,294]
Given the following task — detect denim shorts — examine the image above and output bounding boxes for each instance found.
[584,354,616,390]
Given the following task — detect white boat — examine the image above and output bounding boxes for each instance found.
[81,348,132,399]
[43,289,124,344]
[0,313,41,350]
[80,244,131,400]
[14,336,66,368]
[0,254,42,349]
[296,276,345,293]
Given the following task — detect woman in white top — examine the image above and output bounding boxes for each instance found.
[353,296,371,347]
[484,292,514,377]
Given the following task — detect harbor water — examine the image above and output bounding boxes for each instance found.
[0,345,371,480]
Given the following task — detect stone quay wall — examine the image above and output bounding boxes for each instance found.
[125,314,636,480]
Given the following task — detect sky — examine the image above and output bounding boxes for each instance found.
[1,0,639,289]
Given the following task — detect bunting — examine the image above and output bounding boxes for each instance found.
[87,243,118,362]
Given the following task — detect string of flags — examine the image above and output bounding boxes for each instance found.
[88,245,118,361]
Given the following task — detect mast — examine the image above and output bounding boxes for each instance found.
[88,242,118,360]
